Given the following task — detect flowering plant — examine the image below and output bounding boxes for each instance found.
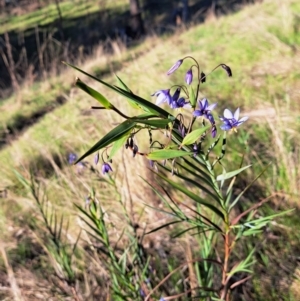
[64,57,289,300]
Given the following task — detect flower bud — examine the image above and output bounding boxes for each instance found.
[167,59,183,75]
[102,162,113,174]
[200,71,206,83]
[94,152,99,165]
[221,64,232,77]
[185,69,193,85]
[133,144,138,157]
[68,153,77,165]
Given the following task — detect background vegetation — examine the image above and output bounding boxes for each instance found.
[0,0,299,300]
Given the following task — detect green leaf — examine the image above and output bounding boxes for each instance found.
[141,177,185,219]
[134,118,172,128]
[63,62,172,118]
[134,112,158,119]
[114,74,131,92]
[147,149,193,161]
[75,78,114,109]
[229,163,270,211]
[13,170,30,189]
[146,220,182,234]
[155,172,225,219]
[75,120,136,163]
[206,135,220,159]
[159,163,220,205]
[108,131,131,161]
[241,209,293,235]
[216,165,251,181]
[177,161,214,194]
[181,126,210,146]
[189,85,196,108]
[114,74,143,109]
[114,86,167,116]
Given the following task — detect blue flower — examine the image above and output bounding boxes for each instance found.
[76,161,85,174]
[185,69,193,85]
[139,289,146,298]
[102,162,113,175]
[172,88,181,102]
[68,153,77,164]
[149,160,155,168]
[167,59,183,75]
[152,89,172,105]
[193,98,217,123]
[94,152,99,165]
[220,108,248,132]
[170,97,191,109]
[85,196,91,207]
[211,124,217,138]
[178,123,186,137]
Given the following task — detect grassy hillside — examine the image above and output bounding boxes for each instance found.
[0,0,127,33]
[0,0,300,300]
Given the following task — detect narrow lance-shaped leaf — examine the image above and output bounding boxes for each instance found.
[114,74,142,109]
[189,85,196,108]
[240,209,294,236]
[159,163,221,205]
[181,126,210,146]
[176,160,213,188]
[229,163,270,211]
[75,120,136,163]
[115,86,170,116]
[63,62,174,118]
[134,118,172,128]
[134,112,158,119]
[212,131,227,166]
[76,78,114,109]
[114,74,131,92]
[155,172,225,219]
[146,220,182,235]
[216,165,251,181]
[206,135,220,159]
[108,131,131,161]
[147,149,193,161]
[141,177,186,219]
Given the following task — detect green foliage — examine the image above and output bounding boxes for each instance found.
[181,126,210,146]
[75,197,148,300]
[61,59,291,300]
[14,170,80,285]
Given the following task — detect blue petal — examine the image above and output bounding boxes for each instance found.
[207,113,215,124]
[167,59,183,75]
[170,100,178,109]
[207,103,217,111]
[224,109,234,119]
[193,110,203,117]
[234,108,240,120]
[201,98,208,109]
[239,116,249,123]
[156,94,166,105]
[211,125,217,138]
[185,69,193,85]
[172,88,181,102]
[220,124,232,131]
[183,103,192,109]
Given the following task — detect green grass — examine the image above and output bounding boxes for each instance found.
[0,0,127,33]
[1,0,300,300]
